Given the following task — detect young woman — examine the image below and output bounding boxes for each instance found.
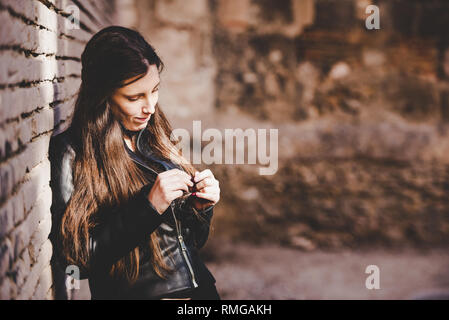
[49,26,221,300]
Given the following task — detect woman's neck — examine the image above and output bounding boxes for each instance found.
[120,122,140,152]
[123,136,136,152]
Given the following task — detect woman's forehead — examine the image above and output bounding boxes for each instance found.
[120,65,160,94]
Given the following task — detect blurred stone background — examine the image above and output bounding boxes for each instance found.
[120,0,449,299]
[2,0,449,299]
[124,0,449,250]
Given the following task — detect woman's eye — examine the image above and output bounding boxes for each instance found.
[128,96,140,101]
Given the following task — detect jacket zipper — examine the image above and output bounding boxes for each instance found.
[128,136,199,289]
[171,203,199,288]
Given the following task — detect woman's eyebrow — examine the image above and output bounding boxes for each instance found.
[124,81,160,96]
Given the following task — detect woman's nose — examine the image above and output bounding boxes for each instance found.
[142,106,151,114]
[142,103,155,114]
[143,95,157,114]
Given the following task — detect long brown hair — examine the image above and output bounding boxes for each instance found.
[60,26,203,283]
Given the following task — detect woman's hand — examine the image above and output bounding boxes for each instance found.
[148,169,194,214]
[191,169,220,211]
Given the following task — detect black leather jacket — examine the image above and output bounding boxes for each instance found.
[48,127,216,299]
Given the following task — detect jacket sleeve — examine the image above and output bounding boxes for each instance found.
[177,199,215,250]
[88,184,169,275]
[49,132,168,279]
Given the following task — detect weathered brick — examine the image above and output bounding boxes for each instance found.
[57,37,86,59]
[0,11,58,54]
[54,0,100,37]
[0,109,55,160]
[10,248,31,289]
[31,264,53,300]
[9,160,51,259]
[0,51,58,85]
[0,152,51,225]
[0,201,14,240]
[2,0,59,33]
[0,237,13,278]
[1,0,115,300]
[0,160,18,205]
[57,59,81,77]
[8,189,24,229]
[45,285,54,299]
[31,107,55,137]
[0,47,81,85]
[74,0,111,26]
[29,195,53,262]
[8,276,18,299]
[9,191,24,229]
[52,95,77,125]
[0,77,80,124]
[16,239,52,300]
[0,277,12,300]
[22,159,51,213]
[0,0,92,44]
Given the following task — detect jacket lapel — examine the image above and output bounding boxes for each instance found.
[136,128,181,171]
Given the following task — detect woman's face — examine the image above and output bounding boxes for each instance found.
[110,64,160,131]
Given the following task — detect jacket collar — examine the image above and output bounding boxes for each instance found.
[132,128,182,171]
[136,127,153,158]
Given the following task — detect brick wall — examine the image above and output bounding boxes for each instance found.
[0,0,116,300]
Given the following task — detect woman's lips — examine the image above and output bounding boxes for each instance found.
[135,116,150,122]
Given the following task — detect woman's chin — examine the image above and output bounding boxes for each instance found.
[132,120,149,130]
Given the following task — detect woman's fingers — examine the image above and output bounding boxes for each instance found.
[193,169,213,183]
[158,168,221,204]
[171,181,190,193]
[179,170,194,187]
[170,190,184,201]
[163,171,193,188]
[161,169,193,185]
[171,173,194,188]
[193,169,219,191]
[196,186,218,194]
[194,177,218,191]
[194,191,219,203]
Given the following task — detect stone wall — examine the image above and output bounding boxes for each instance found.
[0,0,115,300]
[213,0,449,122]
[207,0,449,249]
[126,0,449,250]
[132,0,217,119]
